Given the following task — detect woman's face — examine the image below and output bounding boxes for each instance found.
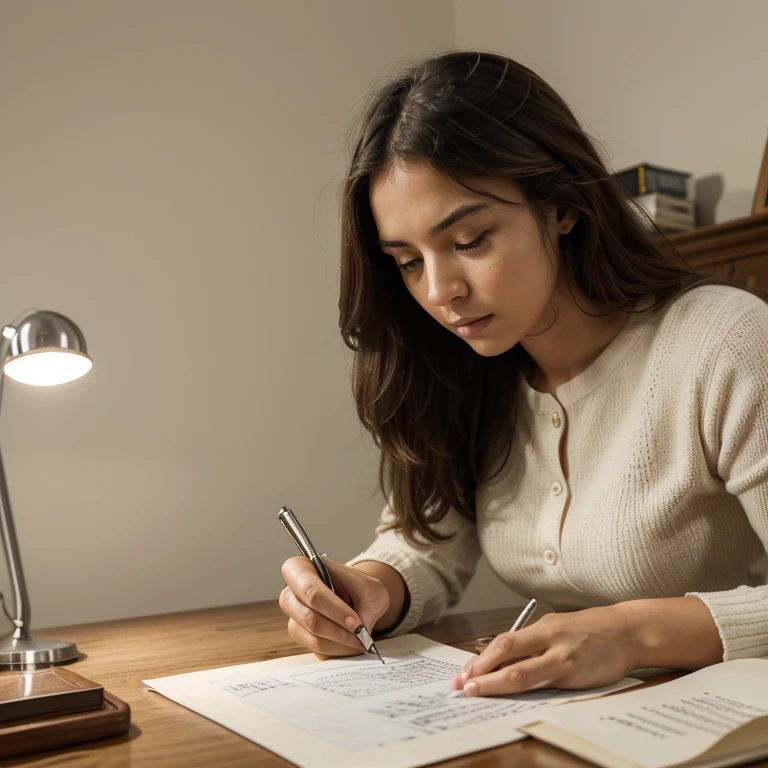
[369,160,576,357]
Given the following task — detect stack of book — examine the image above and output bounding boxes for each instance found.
[633,192,695,233]
[613,163,696,233]
[0,667,130,758]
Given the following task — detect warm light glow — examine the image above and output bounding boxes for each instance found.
[4,349,93,386]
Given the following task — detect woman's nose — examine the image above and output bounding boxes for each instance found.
[426,259,467,306]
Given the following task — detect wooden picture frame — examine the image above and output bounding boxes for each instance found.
[753,131,768,214]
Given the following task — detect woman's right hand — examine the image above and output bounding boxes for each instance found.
[279,555,391,657]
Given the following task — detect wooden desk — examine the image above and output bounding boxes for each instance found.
[8,602,754,767]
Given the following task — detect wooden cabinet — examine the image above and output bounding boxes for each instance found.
[666,210,768,292]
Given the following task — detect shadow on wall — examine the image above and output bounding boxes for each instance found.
[695,174,756,226]
[695,174,724,227]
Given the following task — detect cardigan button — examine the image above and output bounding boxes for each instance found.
[543,549,558,565]
[551,481,563,495]
[552,412,561,428]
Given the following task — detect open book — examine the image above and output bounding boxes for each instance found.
[519,658,768,768]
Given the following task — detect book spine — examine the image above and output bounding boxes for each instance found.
[644,167,688,198]
[614,166,691,199]
[635,193,694,216]
[638,213,695,233]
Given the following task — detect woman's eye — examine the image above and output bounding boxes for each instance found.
[395,229,491,272]
[398,258,422,272]
[456,230,490,253]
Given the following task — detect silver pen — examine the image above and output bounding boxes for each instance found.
[278,506,384,664]
[449,598,537,698]
[509,597,537,631]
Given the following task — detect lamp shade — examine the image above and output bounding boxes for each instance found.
[3,311,92,386]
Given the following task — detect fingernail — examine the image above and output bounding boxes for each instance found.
[458,671,469,684]
[344,616,358,631]
[320,553,328,558]
[464,682,478,697]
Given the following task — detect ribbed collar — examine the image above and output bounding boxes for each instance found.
[517,296,655,413]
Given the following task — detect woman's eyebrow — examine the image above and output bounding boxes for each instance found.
[377,203,489,248]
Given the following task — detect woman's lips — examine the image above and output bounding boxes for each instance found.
[456,314,493,337]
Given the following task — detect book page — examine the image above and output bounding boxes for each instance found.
[144,633,641,768]
[520,658,768,768]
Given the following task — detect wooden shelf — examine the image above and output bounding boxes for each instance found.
[666,210,768,267]
[664,210,768,290]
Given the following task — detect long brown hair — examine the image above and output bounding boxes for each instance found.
[339,50,761,547]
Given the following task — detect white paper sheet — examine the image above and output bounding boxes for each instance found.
[144,633,642,768]
[519,658,768,768]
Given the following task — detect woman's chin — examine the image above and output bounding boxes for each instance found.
[465,337,515,357]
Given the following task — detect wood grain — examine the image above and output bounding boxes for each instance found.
[666,209,768,292]
[0,602,758,767]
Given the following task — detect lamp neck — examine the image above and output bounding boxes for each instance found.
[0,311,37,409]
[0,320,33,637]
[0,328,12,415]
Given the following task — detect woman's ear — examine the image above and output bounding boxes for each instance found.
[556,206,578,235]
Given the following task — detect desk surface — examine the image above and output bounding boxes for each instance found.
[6,602,752,767]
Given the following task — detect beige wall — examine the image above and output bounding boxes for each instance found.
[0,0,521,631]
[454,0,768,225]
[3,1,764,633]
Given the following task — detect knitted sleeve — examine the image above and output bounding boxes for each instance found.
[687,296,768,660]
[345,502,482,637]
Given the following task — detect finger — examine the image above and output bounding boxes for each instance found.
[450,655,533,691]
[463,628,544,678]
[321,555,388,631]
[287,617,368,658]
[281,557,363,634]
[280,588,361,652]
[460,654,557,697]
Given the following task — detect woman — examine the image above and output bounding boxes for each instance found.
[279,50,768,697]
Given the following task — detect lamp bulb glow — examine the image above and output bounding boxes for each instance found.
[3,349,93,386]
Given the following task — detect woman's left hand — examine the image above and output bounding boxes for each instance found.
[450,604,639,696]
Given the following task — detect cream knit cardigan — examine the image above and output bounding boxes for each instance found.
[347,285,768,662]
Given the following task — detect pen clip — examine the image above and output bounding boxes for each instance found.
[278,507,335,594]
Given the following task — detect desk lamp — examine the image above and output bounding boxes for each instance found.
[0,310,93,670]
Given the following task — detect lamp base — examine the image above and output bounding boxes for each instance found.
[0,636,79,670]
